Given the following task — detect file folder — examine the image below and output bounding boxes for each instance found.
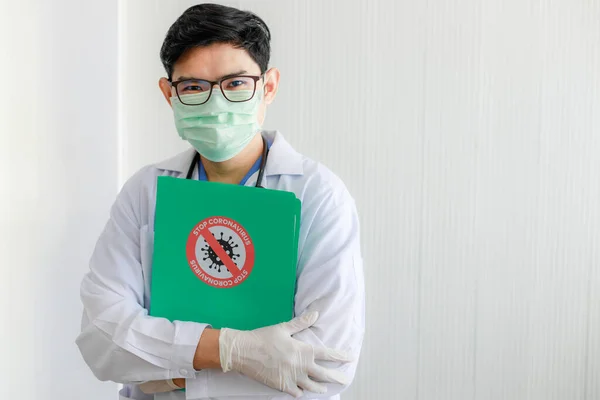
[150,176,301,330]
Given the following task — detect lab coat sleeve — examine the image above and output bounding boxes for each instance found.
[186,186,366,399]
[75,168,209,384]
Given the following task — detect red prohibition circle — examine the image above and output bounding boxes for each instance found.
[186,216,255,288]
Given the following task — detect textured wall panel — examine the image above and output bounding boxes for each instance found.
[121,1,600,399]
[1,1,120,400]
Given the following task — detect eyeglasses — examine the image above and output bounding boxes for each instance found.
[170,75,262,106]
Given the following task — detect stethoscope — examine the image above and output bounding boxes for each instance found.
[185,135,270,188]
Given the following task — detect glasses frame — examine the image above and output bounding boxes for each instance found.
[169,75,263,106]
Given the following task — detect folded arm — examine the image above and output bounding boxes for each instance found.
[186,185,366,399]
[76,170,215,384]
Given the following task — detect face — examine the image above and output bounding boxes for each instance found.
[159,43,280,126]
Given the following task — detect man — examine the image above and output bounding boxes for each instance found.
[76,4,365,400]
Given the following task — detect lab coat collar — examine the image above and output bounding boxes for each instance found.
[153,130,304,177]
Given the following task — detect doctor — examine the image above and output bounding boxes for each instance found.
[76,3,365,400]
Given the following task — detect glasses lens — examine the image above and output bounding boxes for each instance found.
[176,79,212,105]
[220,76,256,102]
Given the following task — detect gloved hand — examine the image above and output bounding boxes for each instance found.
[219,311,353,398]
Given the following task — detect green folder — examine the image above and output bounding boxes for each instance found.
[149,176,301,330]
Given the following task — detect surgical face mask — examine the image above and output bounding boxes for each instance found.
[171,89,263,162]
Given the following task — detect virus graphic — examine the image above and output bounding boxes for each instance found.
[201,231,240,273]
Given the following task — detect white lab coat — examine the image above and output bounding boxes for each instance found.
[76,131,365,400]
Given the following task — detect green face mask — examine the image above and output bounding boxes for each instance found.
[172,89,263,162]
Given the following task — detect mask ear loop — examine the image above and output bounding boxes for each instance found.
[260,73,270,121]
[261,73,269,96]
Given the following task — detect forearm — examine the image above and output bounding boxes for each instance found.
[170,328,221,389]
[167,328,220,389]
[193,327,222,370]
[76,307,209,383]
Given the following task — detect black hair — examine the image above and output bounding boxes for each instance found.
[160,3,271,80]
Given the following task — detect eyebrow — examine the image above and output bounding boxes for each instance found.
[175,70,248,82]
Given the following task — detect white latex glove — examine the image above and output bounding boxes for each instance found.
[139,378,181,394]
[219,311,353,398]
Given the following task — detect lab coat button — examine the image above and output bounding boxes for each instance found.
[179,369,188,376]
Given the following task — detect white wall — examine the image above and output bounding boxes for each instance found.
[0,0,119,398]
[121,1,600,399]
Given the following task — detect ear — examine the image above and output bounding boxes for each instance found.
[159,77,174,106]
[262,67,280,105]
